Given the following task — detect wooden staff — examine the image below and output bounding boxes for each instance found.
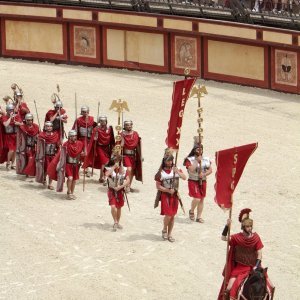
[74,93,78,132]
[33,100,41,131]
[190,84,207,185]
[91,101,100,177]
[223,151,238,299]
[109,99,130,211]
[173,150,185,214]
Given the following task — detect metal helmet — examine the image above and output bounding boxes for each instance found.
[98,115,107,123]
[16,91,22,97]
[239,208,253,229]
[6,104,14,112]
[68,130,77,138]
[81,105,89,114]
[25,113,34,121]
[124,120,133,126]
[44,121,53,127]
[54,101,63,108]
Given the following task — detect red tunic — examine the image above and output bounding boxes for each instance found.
[122,130,139,168]
[45,108,67,135]
[156,169,179,217]
[64,140,84,180]
[19,123,40,176]
[83,125,115,169]
[218,232,264,299]
[1,115,22,151]
[38,131,60,172]
[184,159,207,199]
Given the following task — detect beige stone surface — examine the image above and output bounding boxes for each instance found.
[199,23,256,40]
[0,4,56,18]
[99,12,157,27]
[0,58,299,299]
[263,31,292,45]
[5,20,63,54]
[164,19,192,31]
[106,29,125,61]
[63,9,92,20]
[208,40,265,80]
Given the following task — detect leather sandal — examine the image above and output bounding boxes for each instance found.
[189,210,195,221]
[196,218,205,223]
[162,230,168,240]
[168,236,175,243]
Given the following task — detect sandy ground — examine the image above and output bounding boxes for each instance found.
[0,58,299,300]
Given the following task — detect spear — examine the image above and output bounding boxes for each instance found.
[33,100,41,131]
[91,101,100,177]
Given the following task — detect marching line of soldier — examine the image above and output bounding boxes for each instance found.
[0,84,142,204]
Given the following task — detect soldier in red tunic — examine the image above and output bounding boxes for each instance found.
[121,120,140,192]
[105,151,129,231]
[219,209,264,300]
[73,105,96,177]
[1,104,23,170]
[63,130,84,200]
[83,115,115,184]
[37,121,60,189]
[45,101,67,140]
[18,113,40,176]
[155,151,186,242]
[184,141,212,223]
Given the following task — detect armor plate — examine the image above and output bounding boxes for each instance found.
[234,245,257,266]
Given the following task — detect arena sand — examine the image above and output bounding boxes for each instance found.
[0,58,299,299]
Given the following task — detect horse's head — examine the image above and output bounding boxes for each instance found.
[242,267,268,300]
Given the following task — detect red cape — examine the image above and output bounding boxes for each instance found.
[218,232,263,300]
[17,102,30,120]
[19,123,39,136]
[122,130,139,150]
[39,131,60,145]
[45,108,66,121]
[83,125,115,169]
[73,116,95,129]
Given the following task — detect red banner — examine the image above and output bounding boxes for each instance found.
[165,78,196,149]
[214,143,258,210]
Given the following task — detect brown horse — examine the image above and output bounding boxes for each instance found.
[237,267,275,300]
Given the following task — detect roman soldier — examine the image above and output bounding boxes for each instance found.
[36,121,60,189]
[105,150,130,231]
[73,105,96,177]
[184,138,212,223]
[219,209,264,300]
[14,91,30,121]
[121,120,142,192]
[63,130,84,199]
[17,113,39,176]
[83,115,115,184]
[0,104,23,170]
[44,100,67,140]
[155,150,186,242]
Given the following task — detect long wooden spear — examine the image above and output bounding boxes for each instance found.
[91,101,100,177]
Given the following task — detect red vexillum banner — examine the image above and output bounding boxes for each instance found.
[165,78,197,150]
[214,143,258,210]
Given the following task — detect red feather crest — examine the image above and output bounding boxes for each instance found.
[238,208,252,222]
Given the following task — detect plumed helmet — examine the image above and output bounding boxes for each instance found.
[98,115,107,123]
[6,104,14,112]
[68,130,77,137]
[44,121,53,127]
[81,105,89,114]
[163,148,174,162]
[25,113,34,120]
[54,101,63,108]
[239,208,253,228]
[193,136,203,149]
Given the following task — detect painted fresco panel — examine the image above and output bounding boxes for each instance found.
[174,36,197,70]
[274,49,297,86]
[74,26,96,58]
